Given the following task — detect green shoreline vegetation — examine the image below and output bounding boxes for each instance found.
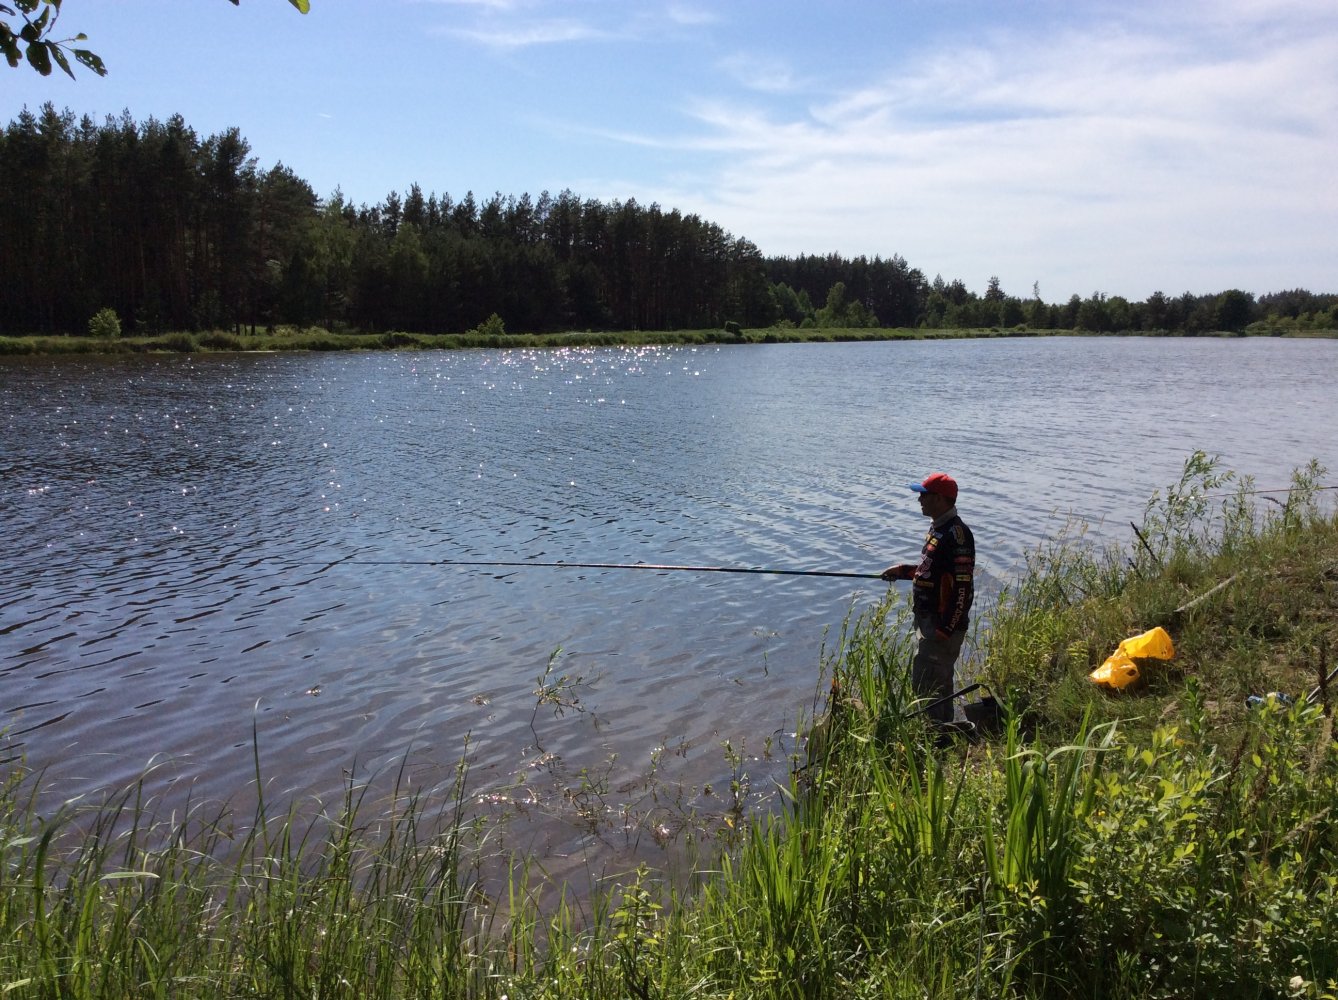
[2,323,1336,357]
[3,453,1336,998]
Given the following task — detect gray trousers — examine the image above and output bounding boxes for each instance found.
[912,613,966,723]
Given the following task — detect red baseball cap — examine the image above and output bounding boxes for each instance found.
[908,472,958,501]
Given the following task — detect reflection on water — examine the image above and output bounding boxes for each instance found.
[2,338,1336,871]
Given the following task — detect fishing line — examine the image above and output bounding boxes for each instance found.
[1186,484,1337,500]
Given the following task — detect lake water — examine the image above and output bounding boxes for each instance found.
[3,336,1336,873]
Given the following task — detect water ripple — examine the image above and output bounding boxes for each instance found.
[2,340,1335,859]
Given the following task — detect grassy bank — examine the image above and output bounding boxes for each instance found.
[3,455,1336,998]
[2,325,1335,356]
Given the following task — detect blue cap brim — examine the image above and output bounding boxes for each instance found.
[907,483,929,493]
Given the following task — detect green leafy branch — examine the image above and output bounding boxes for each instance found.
[2,0,309,80]
[0,0,104,77]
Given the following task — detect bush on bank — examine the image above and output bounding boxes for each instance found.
[2,455,1335,999]
[2,325,1336,356]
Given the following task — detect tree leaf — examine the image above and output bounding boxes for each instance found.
[1,28,21,68]
[49,39,71,78]
[72,48,105,76]
[25,39,51,75]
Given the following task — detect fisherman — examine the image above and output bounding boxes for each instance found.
[881,472,975,724]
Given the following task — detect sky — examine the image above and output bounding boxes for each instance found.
[5,0,1337,303]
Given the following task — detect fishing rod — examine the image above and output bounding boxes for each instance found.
[1194,484,1337,500]
[298,557,885,581]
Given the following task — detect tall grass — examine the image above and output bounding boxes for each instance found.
[0,753,497,999]
[3,456,1336,998]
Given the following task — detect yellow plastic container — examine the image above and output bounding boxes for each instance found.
[1117,626,1174,661]
[1090,627,1175,690]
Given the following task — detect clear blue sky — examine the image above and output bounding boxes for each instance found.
[6,0,1336,302]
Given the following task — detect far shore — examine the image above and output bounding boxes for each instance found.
[2,324,1336,357]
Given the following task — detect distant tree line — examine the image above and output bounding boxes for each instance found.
[3,105,1335,339]
[766,268,1338,336]
[0,105,773,337]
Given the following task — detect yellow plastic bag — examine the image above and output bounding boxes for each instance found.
[1090,651,1141,689]
[1118,626,1174,661]
[1090,627,1175,690]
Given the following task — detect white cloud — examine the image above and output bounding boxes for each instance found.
[414,0,527,8]
[718,53,800,94]
[448,19,613,49]
[427,0,719,51]
[665,3,719,27]
[631,5,1338,297]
